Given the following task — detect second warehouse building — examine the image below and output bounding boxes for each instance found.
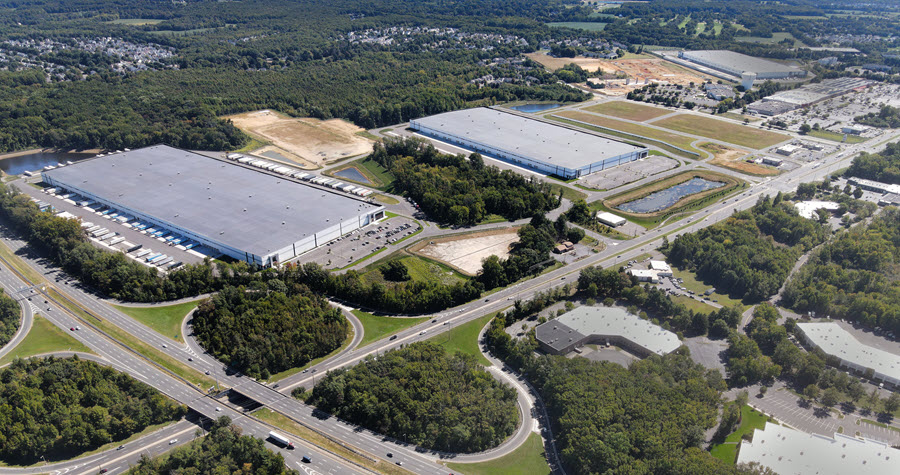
[410,108,649,179]
[42,145,384,267]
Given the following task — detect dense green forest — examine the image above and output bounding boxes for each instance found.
[846,141,900,184]
[665,196,828,301]
[483,308,736,474]
[130,416,296,475]
[308,342,518,453]
[0,289,20,348]
[781,208,900,333]
[0,0,590,153]
[192,284,348,379]
[372,138,560,225]
[0,356,185,464]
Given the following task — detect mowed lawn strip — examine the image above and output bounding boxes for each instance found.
[0,314,94,366]
[352,309,429,348]
[427,313,495,366]
[709,404,774,464]
[654,114,790,149]
[554,111,699,152]
[445,432,550,475]
[112,301,200,342]
[583,101,671,122]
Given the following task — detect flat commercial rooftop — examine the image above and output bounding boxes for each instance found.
[412,108,646,170]
[683,50,802,74]
[737,422,897,475]
[797,323,900,384]
[42,145,380,258]
[538,306,681,356]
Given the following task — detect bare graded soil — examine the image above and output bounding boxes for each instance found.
[411,228,519,275]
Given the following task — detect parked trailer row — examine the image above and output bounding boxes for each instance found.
[99,232,118,241]
[134,249,152,258]
[149,254,168,264]
[108,236,126,246]
[156,257,174,267]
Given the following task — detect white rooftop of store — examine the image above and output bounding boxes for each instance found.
[555,306,681,356]
[794,200,840,219]
[797,322,900,384]
[736,422,897,475]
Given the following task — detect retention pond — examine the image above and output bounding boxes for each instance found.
[617,177,725,213]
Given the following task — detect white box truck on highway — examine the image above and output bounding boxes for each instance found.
[267,431,294,449]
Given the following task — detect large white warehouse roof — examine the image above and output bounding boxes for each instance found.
[737,422,897,475]
[797,322,900,385]
[553,306,680,356]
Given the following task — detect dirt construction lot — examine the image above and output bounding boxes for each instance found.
[526,53,713,86]
[226,110,374,167]
[412,228,519,275]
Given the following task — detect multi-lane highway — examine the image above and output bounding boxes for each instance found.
[0,124,897,474]
[0,250,367,475]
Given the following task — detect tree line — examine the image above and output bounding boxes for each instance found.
[192,283,349,379]
[664,195,828,301]
[0,356,185,464]
[371,137,560,225]
[131,416,297,475]
[308,342,518,453]
[846,140,900,184]
[781,207,900,334]
[0,289,20,348]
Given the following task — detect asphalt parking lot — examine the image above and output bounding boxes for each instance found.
[300,216,420,269]
[683,336,728,373]
[578,155,679,191]
[748,385,900,445]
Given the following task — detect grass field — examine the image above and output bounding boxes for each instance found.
[808,129,867,144]
[355,156,395,190]
[254,409,415,475]
[352,310,429,348]
[0,315,93,366]
[546,183,587,202]
[709,404,774,464]
[427,313,494,366]
[735,32,805,47]
[720,112,761,123]
[671,265,747,310]
[583,101,671,122]
[110,18,165,25]
[361,253,469,287]
[546,21,607,31]
[672,295,717,315]
[112,301,200,342]
[654,114,790,150]
[551,111,701,157]
[446,432,550,475]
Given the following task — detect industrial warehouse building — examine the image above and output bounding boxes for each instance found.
[797,323,900,388]
[535,306,681,357]
[409,108,649,179]
[678,50,806,80]
[736,422,897,475]
[42,145,385,267]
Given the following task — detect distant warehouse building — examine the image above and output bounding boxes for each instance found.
[42,145,384,267]
[678,50,806,81]
[535,306,681,357]
[409,108,649,179]
[797,322,900,388]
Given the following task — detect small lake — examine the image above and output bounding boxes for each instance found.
[509,103,564,113]
[617,177,725,214]
[0,150,96,176]
[333,167,373,185]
